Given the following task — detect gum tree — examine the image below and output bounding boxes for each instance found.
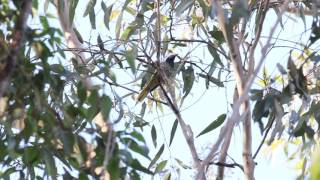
[0,0,320,179]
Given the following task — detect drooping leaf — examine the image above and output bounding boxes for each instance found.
[250,89,263,101]
[155,160,167,173]
[298,4,306,31]
[83,0,96,17]
[182,66,195,98]
[209,26,225,44]
[89,8,96,29]
[277,63,287,74]
[73,27,83,43]
[43,151,57,177]
[148,144,164,169]
[123,138,150,159]
[121,25,137,41]
[169,119,178,146]
[97,34,104,50]
[130,130,146,143]
[207,42,223,67]
[197,114,226,137]
[140,102,146,118]
[108,156,121,180]
[101,2,113,29]
[69,0,79,26]
[125,46,137,74]
[23,146,39,164]
[230,0,249,27]
[175,158,191,169]
[151,125,157,148]
[131,159,154,175]
[309,18,320,46]
[175,0,194,16]
[292,115,307,137]
[99,95,112,120]
[198,73,224,88]
[115,11,123,39]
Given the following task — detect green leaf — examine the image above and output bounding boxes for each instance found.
[32,0,38,9]
[250,89,263,101]
[107,156,120,180]
[169,119,178,146]
[309,18,320,47]
[131,159,154,175]
[50,64,65,74]
[83,0,96,17]
[151,125,157,148]
[40,16,49,30]
[101,3,113,29]
[89,9,96,29]
[73,28,83,43]
[175,158,191,169]
[133,115,149,129]
[77,82,87,104]
[276,63,287,74]
[148,144,164,169]
[155,160,167,173]
[100,95,112,120]
[197,114,226,137]
[140,102,146,118]
[209,27,225,44]
[2,167,16,178]
[115,11,123,39]
[121,25,137,41]
[175,0,194,16]
[298,4,306,31]
[43,151,57,177]
[23,146,39,164]
[130,130,146,143]
[123,138,149,159]
[230,0,248,27]
[208,42,223,67]
[101,0,107,10]
[125,47,137,74]
[69,0,79,26]
[292,115,307,137]
[198,73,224,88]
[97,34,104,50]
[182,66,195,98]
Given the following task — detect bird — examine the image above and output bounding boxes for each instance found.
[137,54,177,102]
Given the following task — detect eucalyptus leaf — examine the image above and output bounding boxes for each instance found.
[197,114,226,137]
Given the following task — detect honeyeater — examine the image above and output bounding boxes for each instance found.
[137,54,177,102]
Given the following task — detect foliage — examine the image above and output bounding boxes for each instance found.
[0,0,320,179]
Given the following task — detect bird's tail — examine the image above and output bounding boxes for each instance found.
[137,87,149,102]
[137,73,159,102]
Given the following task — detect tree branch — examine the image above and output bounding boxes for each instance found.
[0,0,32,98]
[159,83,201,169]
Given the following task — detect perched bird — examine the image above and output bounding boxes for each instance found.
[137,54,177,102]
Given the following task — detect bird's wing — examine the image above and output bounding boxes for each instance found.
[136,71,160,102]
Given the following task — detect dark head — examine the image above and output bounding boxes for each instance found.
[165,54,177,68]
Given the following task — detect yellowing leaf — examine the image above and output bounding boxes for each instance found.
[110,10,120,21]
[269,139,284,151]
